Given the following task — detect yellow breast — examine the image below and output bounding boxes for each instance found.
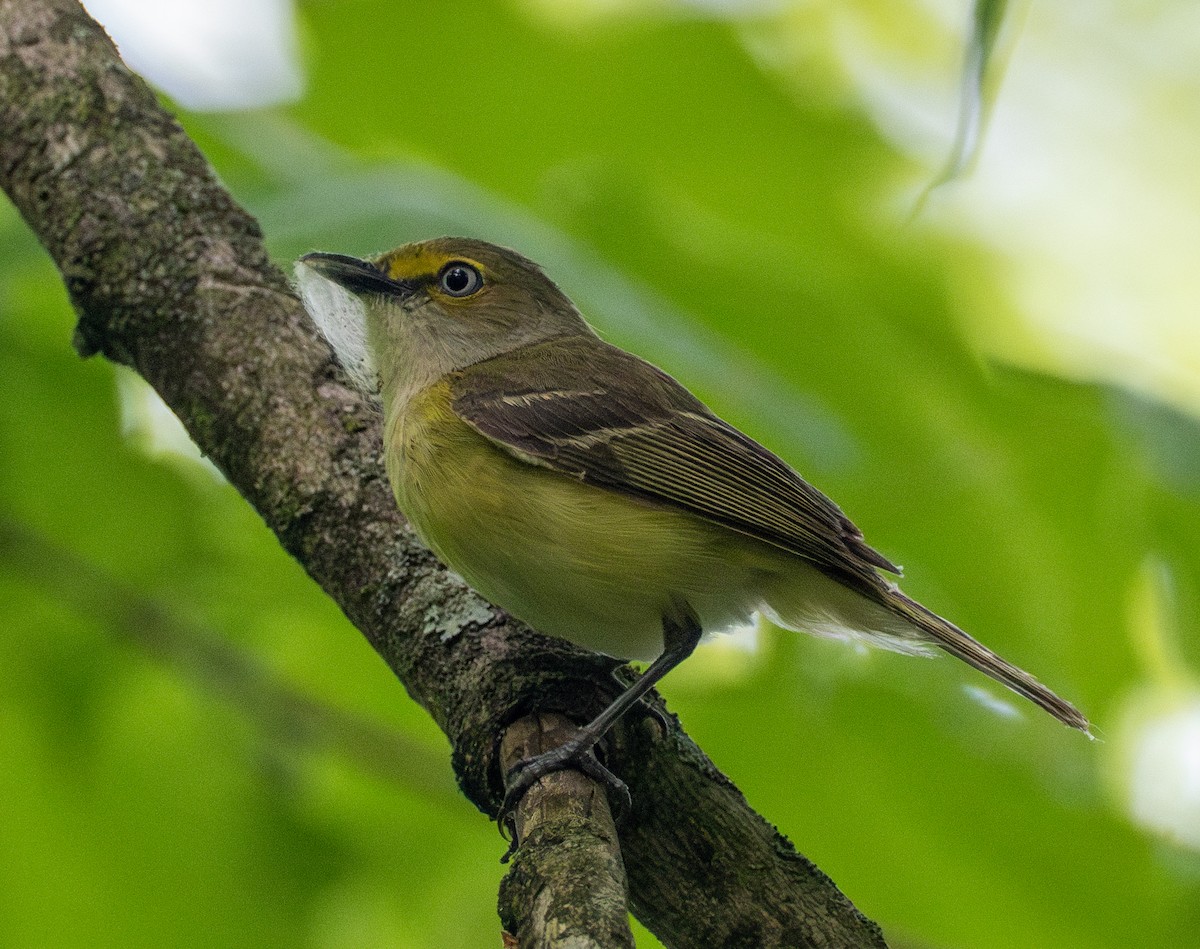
[382,379,775,661]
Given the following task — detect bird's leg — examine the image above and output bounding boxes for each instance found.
[500,611,702,849]
[610,667,673,733]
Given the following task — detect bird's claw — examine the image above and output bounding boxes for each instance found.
[497,737,631,863]
[638,698,672,734]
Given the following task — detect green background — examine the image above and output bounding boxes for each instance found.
[3,1,1199,946]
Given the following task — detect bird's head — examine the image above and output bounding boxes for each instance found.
[296,237,590,398]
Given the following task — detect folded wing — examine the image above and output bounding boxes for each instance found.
[449,336,898,603]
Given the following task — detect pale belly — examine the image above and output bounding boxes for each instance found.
[385,382,925,662]
[386,388,778,661]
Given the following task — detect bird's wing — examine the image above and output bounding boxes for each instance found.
[448,336,898,599]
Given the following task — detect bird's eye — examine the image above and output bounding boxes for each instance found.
[437,261,483,297]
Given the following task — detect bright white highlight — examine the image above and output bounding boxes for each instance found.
[715,617,761,653]
[1126,700,1200,850]
[962,683,1021,720]
[680,615,763,686]
[294,262,380,396]
[82,0,302,110]
[832,2,1200,415]
[116,369,222,478]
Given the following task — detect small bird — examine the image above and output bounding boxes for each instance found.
[296,237,1090,816]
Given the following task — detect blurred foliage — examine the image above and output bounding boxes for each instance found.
[3,0,1200,947]
[915,0,1013,209]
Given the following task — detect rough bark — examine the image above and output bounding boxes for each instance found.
[498,713,634,949]
[0,1,887,946]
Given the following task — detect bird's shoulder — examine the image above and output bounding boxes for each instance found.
[449,334,704,438]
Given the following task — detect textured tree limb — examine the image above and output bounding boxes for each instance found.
[0,2,887,946]
[499,713,634,948]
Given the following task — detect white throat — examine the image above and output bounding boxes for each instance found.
[294,261,380,395]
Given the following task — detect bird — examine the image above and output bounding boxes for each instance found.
[296,236,1090,823]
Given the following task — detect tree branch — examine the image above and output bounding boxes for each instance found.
[0,2,887,945]
[499,713,634,948]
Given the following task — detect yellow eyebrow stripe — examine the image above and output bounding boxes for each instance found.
[381,247,487,282]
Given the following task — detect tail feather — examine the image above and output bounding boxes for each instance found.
[886,590,1091,735]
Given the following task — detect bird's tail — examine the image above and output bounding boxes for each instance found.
[884,589,1091,735]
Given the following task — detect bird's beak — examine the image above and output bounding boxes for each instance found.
[299,252,418,299]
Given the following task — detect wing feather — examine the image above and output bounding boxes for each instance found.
[449,336,898,599]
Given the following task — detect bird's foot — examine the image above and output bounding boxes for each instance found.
[498,733,631,862]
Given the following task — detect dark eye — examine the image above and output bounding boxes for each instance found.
[438,261,483,297]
